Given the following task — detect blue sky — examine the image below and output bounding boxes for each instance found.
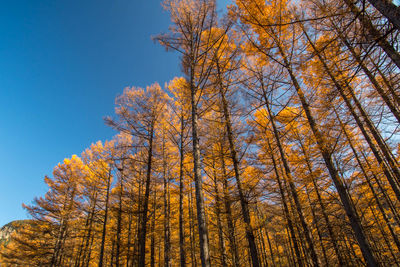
[0,0,230,226]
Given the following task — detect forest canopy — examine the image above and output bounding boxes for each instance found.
[1,0,400,266]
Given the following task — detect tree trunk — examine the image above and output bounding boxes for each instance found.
[220,147,240,267]
[216,63,260,267]
[162,130,171,267]
[343,0,400,69]
[304,183,329,266]
[98,168,112,267]
[304,25,400,202]
[366,0,400,31]
[116,176,124,267]
[263,93,320,267]
[266,140,304,267]
[138,124,155,267]
[277,34,379,266]
[360,149,400,226]
[212,161,228,267]
[151,188,156,267]
[336,110,400,252]
[296,134,345,266]
[188,182,197,267]
[179,116,186,267]
[126,210,133,267]
[334,26,400,123]
[264,225,277,267]
[190,67,211,267]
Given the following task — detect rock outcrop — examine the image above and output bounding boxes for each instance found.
[0,220,26,245]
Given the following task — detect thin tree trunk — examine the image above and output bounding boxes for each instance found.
[85,230,95,267]
[126,211,133,267]
[52,188,76,267]
[216,64,260,267]
[296,134,345,266]
[80,191,98,267]
[278,47,378,267]
[369,56,400,107]
[360,149,400,227]
[138,123,155,267]
[75,204,94,267]
[266,140,304,267]
[304,25,400,202]
[98,168,112,267]
[366,0,400,31]
[304,183,329,266]
[179,115,186,267]
[162,130,171,267]
[190,68,211,267]
[116,177,124,267]
[151,188,156,267]
[334,26,400,123]
[369,205,400,265]
[51,218,66,267]
[163,181,171,267]
[188,181,197,267]
[212,162,228,267]
[336,110,400,252]
[134,171,143,267]
[220,146,240,267]
[265,226,277,267]
[263,94,320,267]
[284,228,296,267]
[343,0,400,69]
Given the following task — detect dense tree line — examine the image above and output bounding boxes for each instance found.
[1,0,400,266]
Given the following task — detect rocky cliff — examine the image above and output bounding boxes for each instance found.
[0,220,26,245]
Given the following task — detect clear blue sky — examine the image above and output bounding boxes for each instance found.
[0,0,230,226]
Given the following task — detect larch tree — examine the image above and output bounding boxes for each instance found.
[2,0,399,266]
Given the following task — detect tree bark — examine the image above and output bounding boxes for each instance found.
[296,133,345,266]
[334,26,400,124]
[263,92,320,267]
[220,147,240,267]
[212,160,228,267]
[190,66,211,267]
[216,62,260,267]
[138,123,155,267]
[367,0,400,31]
[179,116,186,267]
[277,34,379,266]
[162,131,171,267]
[266,140,304,267]
[98,168,112,267]
[304,26,400,202]
[343,0,400,69]
[336,110,400,253]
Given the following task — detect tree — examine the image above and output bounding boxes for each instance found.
[155,1,223,265]
[106,83,169,267]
